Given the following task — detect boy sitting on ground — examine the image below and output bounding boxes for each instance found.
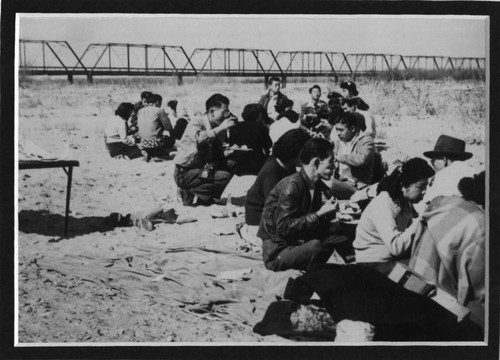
[136,94,174,161]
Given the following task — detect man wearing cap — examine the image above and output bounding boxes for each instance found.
[420,134,475,209]
[258,77,289,122]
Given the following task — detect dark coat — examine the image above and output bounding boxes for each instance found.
[227,120,272,176]
[258,169,333,263]
[258,91,288,112]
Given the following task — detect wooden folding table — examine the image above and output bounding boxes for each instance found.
[19,160,80,237]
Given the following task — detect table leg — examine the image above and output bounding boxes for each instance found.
[64,166,73,237]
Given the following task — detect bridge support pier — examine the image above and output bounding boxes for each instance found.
[177,75,183,86]
[281,76,287,88]
[87,74,93,83]
[264,76,269,89]
[67,73,73,84]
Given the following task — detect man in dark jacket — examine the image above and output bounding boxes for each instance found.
[258,138,349,271]
[258,77,289,122]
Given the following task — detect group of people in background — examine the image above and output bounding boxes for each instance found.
[103,77,486,340]
[104,91,189,162]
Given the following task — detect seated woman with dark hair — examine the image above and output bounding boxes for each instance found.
[339,80,370,111]
[104,102,143,159]
[353,158,435,273]
[226,103,273,176]
[240,129,311,244]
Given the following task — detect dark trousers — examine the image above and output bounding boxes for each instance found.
[107,142,143,159]
[174,165,233,201]
[263,233,349,272]
[330,178,357,200]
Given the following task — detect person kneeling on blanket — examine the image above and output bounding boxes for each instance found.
[258,138,351,271]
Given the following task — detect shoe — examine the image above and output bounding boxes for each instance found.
[235,222,245,239]
[213,198,227,206]
[155,208,178,223]
[178,188,194,206]
[134,218,154,231]
[109,213,132,227]
[141,150,150,162]
[193,196,214,207]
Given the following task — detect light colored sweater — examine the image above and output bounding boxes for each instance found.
[354,191,420,263]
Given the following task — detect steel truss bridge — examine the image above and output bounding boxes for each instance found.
[19,40,486,85]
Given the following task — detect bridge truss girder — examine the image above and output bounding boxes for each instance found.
[19,40,88,78]
[76,43,196,76]
[274,51,353,77]
[186,48,283,77]
[18,39,486,83]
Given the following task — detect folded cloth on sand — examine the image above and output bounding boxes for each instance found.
[253,300,336,341]
[334,319,374,342]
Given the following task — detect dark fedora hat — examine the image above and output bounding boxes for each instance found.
[423,135,472,160]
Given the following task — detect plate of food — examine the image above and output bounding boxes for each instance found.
[225,144,253,151]
[338,202,362,216]
[335,202,362,224]
[336,214,359,224]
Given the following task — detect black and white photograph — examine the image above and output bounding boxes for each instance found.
[3,3,498,358]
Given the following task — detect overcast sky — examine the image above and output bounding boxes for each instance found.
[18,14,487,58]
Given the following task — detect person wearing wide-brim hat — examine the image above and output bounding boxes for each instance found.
[418,134,476,211]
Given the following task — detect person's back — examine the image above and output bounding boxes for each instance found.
[410,196,484,301]
[245,157,294,226]
[228,120,272,175]
[269,109,301,144]
[357,109,376,138]
[244,128,310,227]
[137,106,164,139]
[409,172,485,329]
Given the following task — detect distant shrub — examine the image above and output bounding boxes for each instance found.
[370,69,485,82]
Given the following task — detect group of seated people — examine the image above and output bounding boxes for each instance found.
[105,78,486,338]
[171,77,380,205]
[104,91,189,161]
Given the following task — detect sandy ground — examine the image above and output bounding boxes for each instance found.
[16,78,486,343]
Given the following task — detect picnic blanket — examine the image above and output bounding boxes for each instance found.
[35,243,301,327]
